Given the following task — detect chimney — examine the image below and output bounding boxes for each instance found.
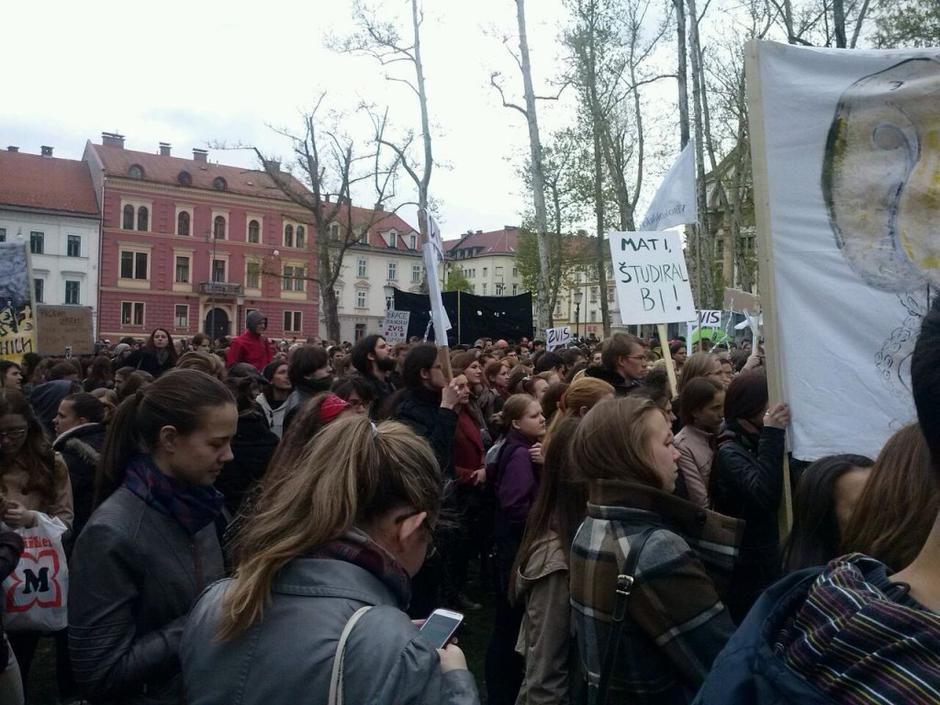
[159,142,171,156]
[193,148,208,163]
[6,146,18,152]
[101,132,125,148]
[40,146,53,157]
[263,158,280,173]
[324,193,331,203]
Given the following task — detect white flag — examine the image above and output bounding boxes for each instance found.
[422,243,452,344]
[421,209,444,258]
[640,140,698,231]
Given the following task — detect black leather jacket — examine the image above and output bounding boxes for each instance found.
[69,487,224,704]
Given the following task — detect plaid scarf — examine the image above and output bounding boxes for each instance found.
[123,454,225,536]
[308,528,412,609]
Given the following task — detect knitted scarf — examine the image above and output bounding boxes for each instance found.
[123,454,225,535]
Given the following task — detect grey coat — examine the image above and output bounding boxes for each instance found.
[69,487,224,705]
[181,557,480,705]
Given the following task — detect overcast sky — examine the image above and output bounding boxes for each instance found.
[5,0,680,237]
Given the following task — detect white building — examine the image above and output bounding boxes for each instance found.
[0,146,100,321]
[444,227,525,297]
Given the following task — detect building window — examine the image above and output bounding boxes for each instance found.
[513,284,518,295]
[67,234,81,257]
[0,228,5,242]
[211,259,226,283]
[175,256,190,283]
[174,305,188,328]
[65,281,80,305]
[387,231,397,248]
[284,224,294,248]
[128,164,144,179]
[137,206,149,231]
[283,311,302,332]
[34,279,43,303]
[590,310,597,322]
[496,283,504,296]
[121,301,145,326]
[356,289,367,308]
[296,225,305,249]
[482,283,487,295]
[178,171,192,186]
[590,287,598,303]
[29,231,44,255]
[120,250,148,280]
[330,223,341,242]
[246,261,260,289]
[512,267,518,277]
[607,287,615,302]
[247,219,260,243]
[357,258,367,278]
[213,215,226,240]
[387,262,397,281]
[354,323,366,340]
[122,204,134,230]
[483,267,488,277]
[409,233,417,250]
[177,211,191,236]
[412,264,422,283]
[282,265,305,291]
[213,177,227,191]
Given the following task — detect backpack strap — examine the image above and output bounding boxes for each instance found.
[327,606,372,705]
[595,527,656,705]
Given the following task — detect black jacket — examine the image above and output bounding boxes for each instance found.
[357,372,396,419]
[69,487,224,705]
[124,348,175,377]
[584,365,643,396]
[216,410,278,516]
[53,422,107,542]
[711,419,786,622]
[394,388,458,479]
[0,531,23,668]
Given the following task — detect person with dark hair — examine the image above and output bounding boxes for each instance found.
[669,341,688,375]
[190,333,212,354]
[48,361,81,382]
[780,453,874,572]
[710,371,790,622]
[673,378,725,508]
[533,351,566,380]
[117,370,154,403]
[331,375,375,416]
[281,345,332,432]
[69,369,235,705]
[226,311,274,371]
[0,361,22,391]
[83,355,114,392]
[350,334,397,416]
[255,360,291,438]
[29,377,81,436]
[584,332,647,395]
[53,393,108,542]
[125,328,178,377]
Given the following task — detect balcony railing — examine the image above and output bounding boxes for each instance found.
[199,281,243,297]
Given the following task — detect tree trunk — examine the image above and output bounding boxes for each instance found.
[833,0,847,47]
[674,0,691,149]
[515,0,552,335]
[592,120,610,336]
[319,249,341,342]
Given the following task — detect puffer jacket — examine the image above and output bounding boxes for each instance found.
[711,419,786,622]
[181,555,480,705]
[69,487,224,705]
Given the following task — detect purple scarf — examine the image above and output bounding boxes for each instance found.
[123,455,224,536]
[308,528,412,608]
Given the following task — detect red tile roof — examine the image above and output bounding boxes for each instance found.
[444,226,519,255]
[0,150,98,216]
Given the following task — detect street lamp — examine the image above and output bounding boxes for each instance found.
[383,284,395,311]
[573,289,583,342]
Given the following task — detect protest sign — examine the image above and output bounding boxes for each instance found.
[0,243,37,363]
[723,287,760,313]
[422,243,452,344]
[639,140,697,231]
[381,310,410,344]
[746,40,939,461]
[37,305,94,356]
[697,310,721,327]
[545,326,572,351]
[608,231,695,326]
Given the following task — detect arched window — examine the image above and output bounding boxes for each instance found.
[248,219,260,243]
[296,225,305,248]
[177,171,192,186]
[177,211,191,236]
[137,206,149,232]
[128,164,144,179]
[213,215,226,240]
[122,204,134,230]
[284,224,294,248]
[213,177,227,191]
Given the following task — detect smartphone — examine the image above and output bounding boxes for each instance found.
[419,608,464,649]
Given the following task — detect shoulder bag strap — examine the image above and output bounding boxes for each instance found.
[327,606,372,705]
[595,527,656,705]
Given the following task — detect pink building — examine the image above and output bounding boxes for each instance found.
[83,133,318,342]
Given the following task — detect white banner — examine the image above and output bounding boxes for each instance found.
[608,231,695,325]
[422,243,451,344]
[381,310,410,344]
[421,209,445,259]
[640,140,698,231]
[697,310,722,327]
[545,326,572,351]
[750,41,932,460]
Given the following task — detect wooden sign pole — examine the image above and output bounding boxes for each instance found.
[657,323,678,399]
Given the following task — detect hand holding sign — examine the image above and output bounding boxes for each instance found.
[609,231,695,325]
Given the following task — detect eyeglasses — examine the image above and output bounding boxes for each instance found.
[0,428,28,441]
[624,355,647,361]
[395,511,438,558]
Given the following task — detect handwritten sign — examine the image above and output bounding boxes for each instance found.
[0,243,37,363]
[381,310,411,344]
[608,231,695,325]
[697,310,722,327]
[546,326,572,351]
[37,305,94,356]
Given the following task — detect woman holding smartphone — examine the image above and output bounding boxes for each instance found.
[182,415,479,705]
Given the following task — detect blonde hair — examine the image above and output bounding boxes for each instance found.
[218,415,441,639]
[176,351,226,381]
[544,377,614,441]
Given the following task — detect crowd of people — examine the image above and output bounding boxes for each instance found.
[0,302,937,704]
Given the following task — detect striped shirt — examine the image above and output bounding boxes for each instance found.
[775,554,940,705]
